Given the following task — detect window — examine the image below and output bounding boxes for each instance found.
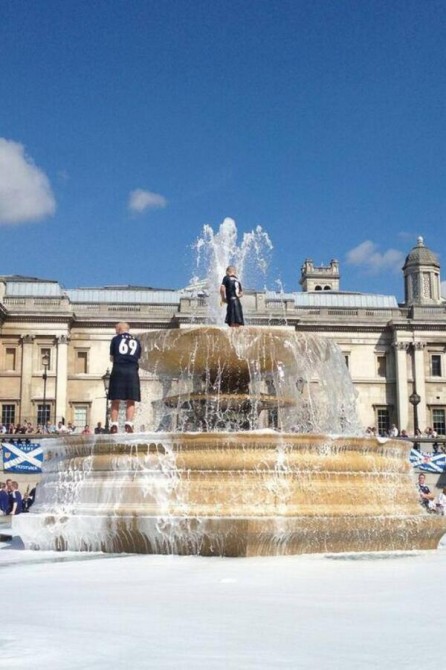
[2,404,16,426]
[431,355,442,377]
[75,350,88,374]
[344,355,350,369]
[432,409,445,436]
[73,405,88,430]
[376,408,390,436]
[37,404,51,426]
[40,348,51,369]
[377,356,387,378]
[5,348,16,371]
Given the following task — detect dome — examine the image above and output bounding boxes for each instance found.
[403,237,439,270]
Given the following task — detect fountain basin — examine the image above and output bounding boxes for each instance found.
[14,432,446,555]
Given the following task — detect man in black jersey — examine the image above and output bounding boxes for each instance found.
[109,322,141,434]
[220,265,244,327]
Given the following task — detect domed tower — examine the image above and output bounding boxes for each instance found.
[403,237,442,305]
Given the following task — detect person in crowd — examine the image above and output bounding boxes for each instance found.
[81,425,92,434]
[389,424,399,437]
[220,266,244,327]
[108,322,142,434]
[429,428,439,454]
[57,421,70,434]
[22,484,37,512]
[435,487,446,515]
[66,422,76,433]
[8,481,22,515]
[0,482,9,515]
[94,422,105,434]
[399,429,410,439]
[417,473,435,511]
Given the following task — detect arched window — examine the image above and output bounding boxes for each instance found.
[315,285,322,291]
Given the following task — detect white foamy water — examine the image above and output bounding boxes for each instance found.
[1,536,445,669]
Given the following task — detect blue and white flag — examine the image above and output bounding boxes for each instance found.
[1,441,43,473]
[409,448,446,473]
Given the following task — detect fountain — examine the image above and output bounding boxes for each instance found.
[14,220,446,555]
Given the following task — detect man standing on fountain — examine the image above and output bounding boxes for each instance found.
[108,322,142,434]
[220,266,244,327]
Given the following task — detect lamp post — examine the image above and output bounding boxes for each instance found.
[102,368,111,433]
[296,377,306,394]
[42,352,50,430]
[409,390,421,435]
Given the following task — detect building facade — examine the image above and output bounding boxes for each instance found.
[0,237,445,435]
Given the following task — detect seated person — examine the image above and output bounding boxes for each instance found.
[417,473,435,510]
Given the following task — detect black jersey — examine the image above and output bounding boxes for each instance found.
[110,332,141,366]
[222,274,242,300]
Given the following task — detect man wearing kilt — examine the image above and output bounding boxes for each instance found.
[109,322,141,434]
[220,266,244,327]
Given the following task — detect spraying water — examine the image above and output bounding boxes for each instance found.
[192,217,273,323]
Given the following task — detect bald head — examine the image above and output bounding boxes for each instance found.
[115,322,130,334]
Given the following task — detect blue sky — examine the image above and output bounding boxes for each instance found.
[0,0,445,301]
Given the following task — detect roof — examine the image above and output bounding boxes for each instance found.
[2,279,398,309]
[403,237,440,269]
[65,288,181,304]
[1,274,60,283]
[5,281,64,297]
[291,292,399,309]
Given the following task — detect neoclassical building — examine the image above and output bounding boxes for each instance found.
[0,237,445,435]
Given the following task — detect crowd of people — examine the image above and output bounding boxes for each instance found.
[366,424,444,450]
[0,421,108,435]
[0,479,36,516]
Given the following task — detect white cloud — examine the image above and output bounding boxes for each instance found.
[128,188,167,213]
[345,240,404,274]
[0,138,56,225]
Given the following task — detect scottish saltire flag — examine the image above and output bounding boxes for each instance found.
[1,441,43,473]
[410,448,446,473]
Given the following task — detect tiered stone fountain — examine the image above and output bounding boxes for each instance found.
[15,325,446,555]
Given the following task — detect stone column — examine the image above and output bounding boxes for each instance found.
[55,335,69,424]
[19,334,35,423]
[393,342,409,432]
[413,341,426,431]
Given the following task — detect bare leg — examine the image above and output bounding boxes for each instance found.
[126,400,135,422]
[110,400,120,423]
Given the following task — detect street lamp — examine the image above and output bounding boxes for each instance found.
[409,390,421,435]
[42,352,50,430]
[102,368,111,433]
[296,377,306,394]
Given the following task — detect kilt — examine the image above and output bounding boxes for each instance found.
[225,297,244,326]
[109,363,141,401]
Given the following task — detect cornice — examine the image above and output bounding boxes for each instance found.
[2,314,74,325]
[388,322,446,332]
[72,319,175,330]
